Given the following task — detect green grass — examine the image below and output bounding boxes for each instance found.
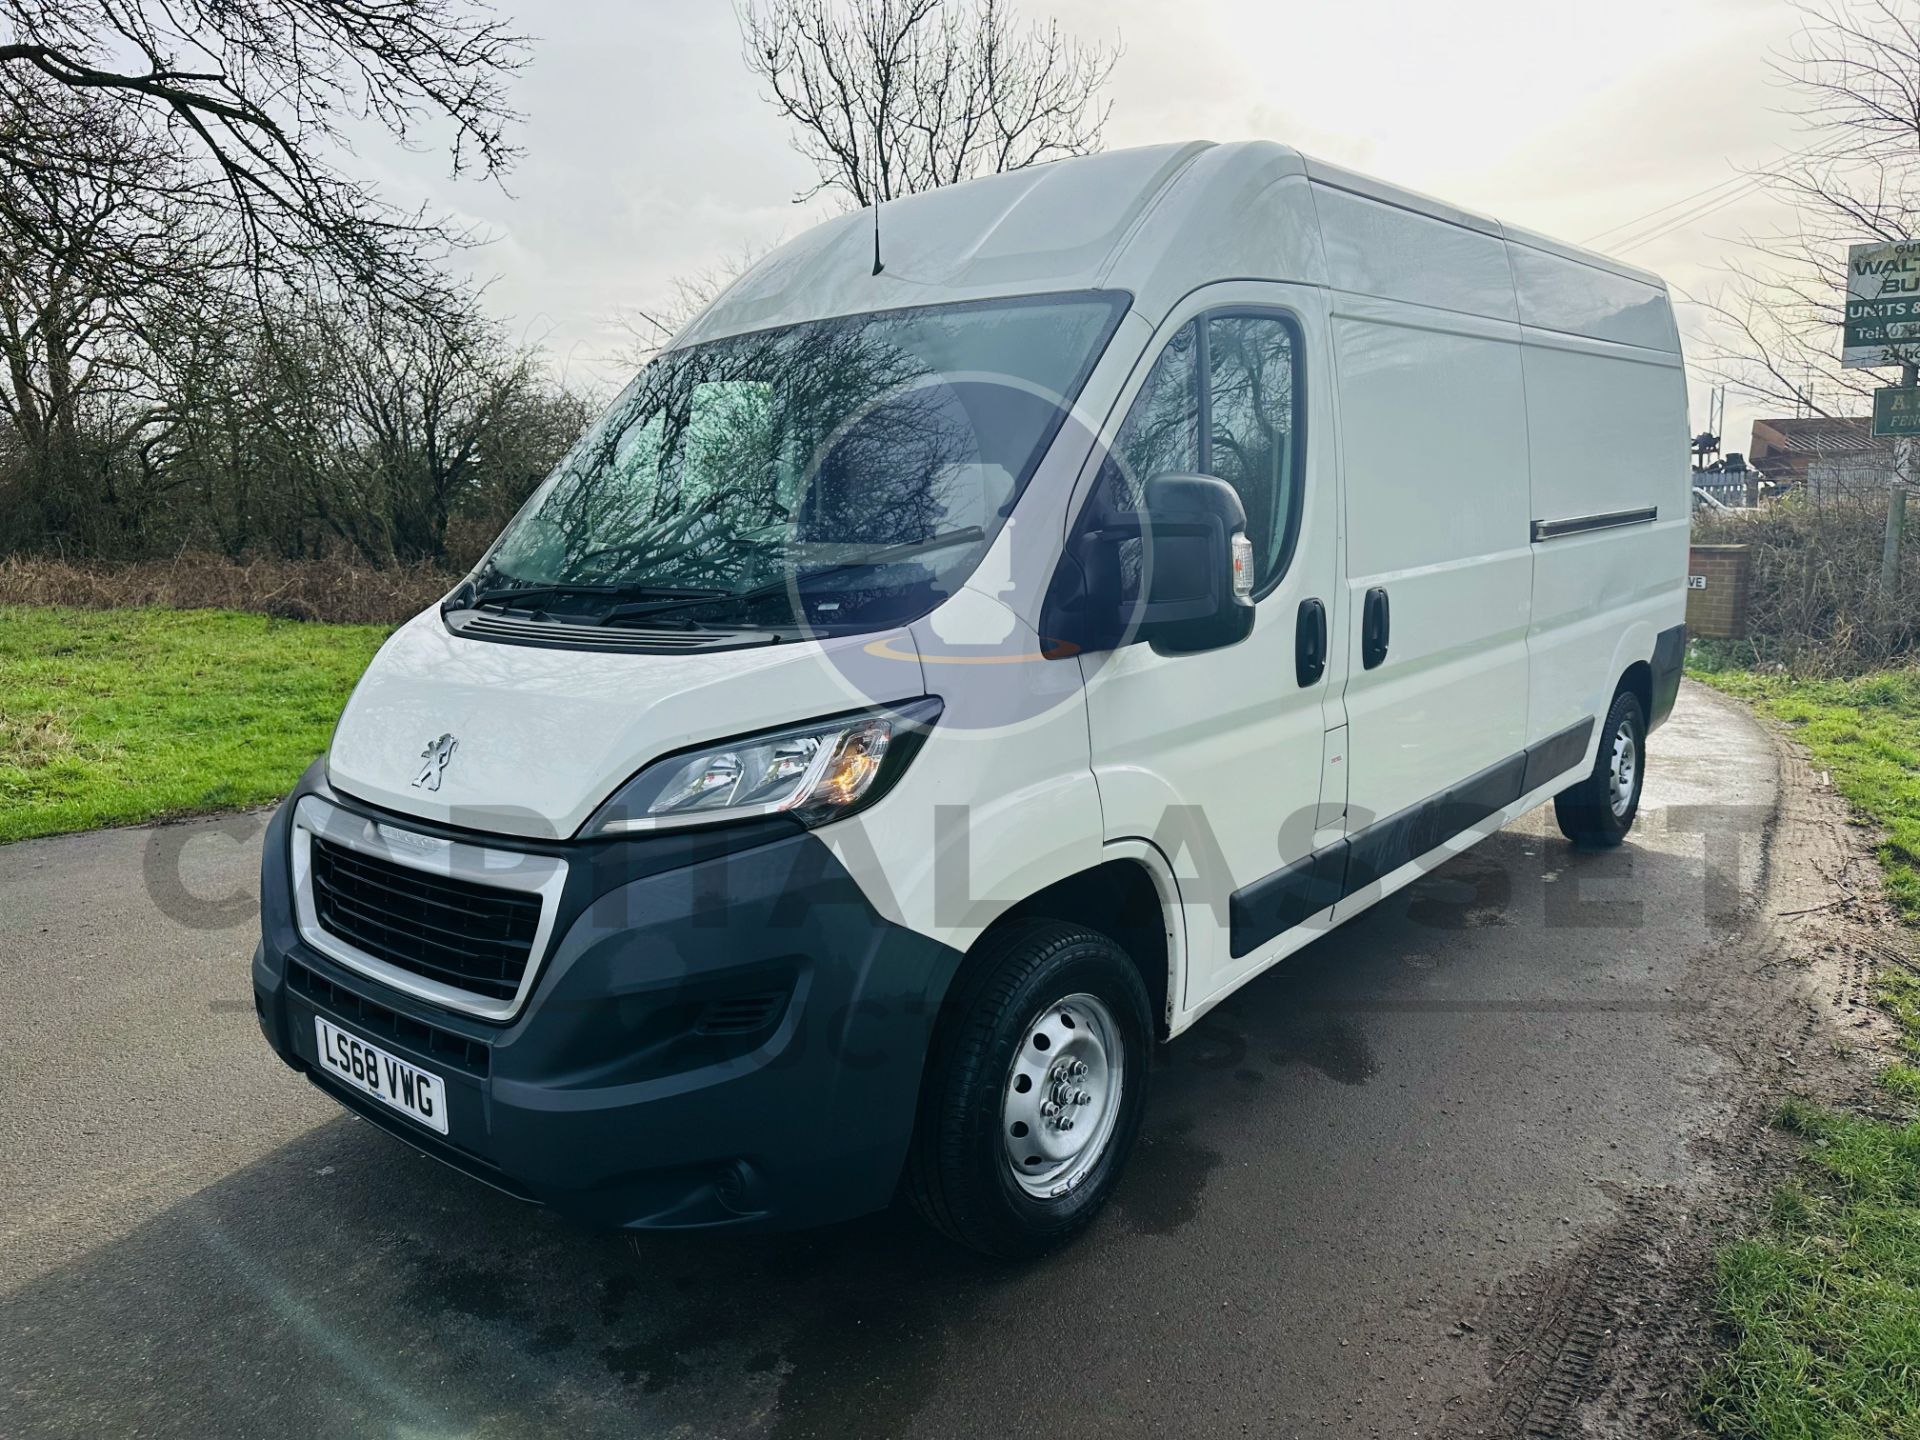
[1701,1106,1920,1439]
[1692,657,1920,1437]
[0,604,387,844]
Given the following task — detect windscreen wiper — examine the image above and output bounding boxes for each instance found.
[595,527,987,626]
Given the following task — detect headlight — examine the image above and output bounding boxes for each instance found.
[579,698,942,836]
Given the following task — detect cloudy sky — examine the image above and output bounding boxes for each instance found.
[363,0,1817,454]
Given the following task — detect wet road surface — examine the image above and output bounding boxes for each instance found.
[1,682,1774,1438]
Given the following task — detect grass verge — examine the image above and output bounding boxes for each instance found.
[1691,656,1920,1437]
[0,604,386,845]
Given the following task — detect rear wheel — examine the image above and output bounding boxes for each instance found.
[906,919,1151,1258]
[1554,690,1646,848]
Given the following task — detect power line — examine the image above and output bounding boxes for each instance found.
[1581,139,1833,255]
[1582,167,1759,245]
[1610,175,1771,256]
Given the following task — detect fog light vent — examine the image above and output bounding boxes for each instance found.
[693,990,787,1036]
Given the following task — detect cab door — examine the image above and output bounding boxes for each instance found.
[1074,284,1347,1011]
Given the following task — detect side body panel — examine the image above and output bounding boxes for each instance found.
[1318,183,1534,860]
[1509,240,1690,754]
[1161,184,1688,1029]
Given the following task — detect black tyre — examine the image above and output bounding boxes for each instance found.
[1554,690,1646,848]
[906,918,1152,1258]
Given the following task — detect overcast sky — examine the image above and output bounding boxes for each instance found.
[362,0,1816,455]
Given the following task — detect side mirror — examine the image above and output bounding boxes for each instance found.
[1133,474,1256,650]
[1045,473,1255,656]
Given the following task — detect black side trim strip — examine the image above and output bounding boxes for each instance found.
[1228,844,1347,959]
[1648,623,1686,730]
[1227,715,1600,958]
[1530,507,1658,543]
[1343,752,1527,896]
[1521,717,1595,795]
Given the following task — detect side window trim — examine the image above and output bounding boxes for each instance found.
[1177,304,1308,601]
[1066,300,1311,621]
[1193,318,1214,472]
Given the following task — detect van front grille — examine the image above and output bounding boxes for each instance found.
[309,837,541,1004]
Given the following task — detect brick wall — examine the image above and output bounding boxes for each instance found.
[1686,544,1751,638]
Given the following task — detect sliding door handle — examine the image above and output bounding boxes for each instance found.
[1295,598,1327,686]
[1362,587,1390,670]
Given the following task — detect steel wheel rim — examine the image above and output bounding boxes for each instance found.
[1609,719,1638,817]
[1001,992,1124,1199]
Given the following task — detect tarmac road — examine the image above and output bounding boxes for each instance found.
[0,681,1781,1439]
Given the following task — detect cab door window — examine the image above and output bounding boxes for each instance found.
[1097,311,1304,597]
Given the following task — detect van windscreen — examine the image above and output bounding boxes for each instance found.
[468,290,1127,635]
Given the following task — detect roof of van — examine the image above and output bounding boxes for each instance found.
[673,140,1672,350]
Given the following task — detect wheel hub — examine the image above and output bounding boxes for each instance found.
[1001,993,1123,1199]
[1609,719,1638,817]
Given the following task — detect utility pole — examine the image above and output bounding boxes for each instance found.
[1882,359,1915,595]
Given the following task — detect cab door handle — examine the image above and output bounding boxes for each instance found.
[1362,587,1390,670]
[1295,598,1327,687]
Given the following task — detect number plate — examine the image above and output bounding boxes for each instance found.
[314,1016,448,1134]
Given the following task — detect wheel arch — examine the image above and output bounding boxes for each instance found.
[1618,658,1653,726]
[1597,619,1660,752]
[941,845,1185,1040]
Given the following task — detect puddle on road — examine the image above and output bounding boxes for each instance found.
[1175,1001,1381,1091]
[1112,1116,1222,1236]
[402,1253,527,1324]
[600,1313,734,1392]
[1403,849,1517,930]
[1270,1020,1380,1085]
[749,1218,1002,1440]
[368,1157,1009,1439]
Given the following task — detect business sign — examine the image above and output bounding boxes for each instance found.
[1845,240,1920,368]
[1873,384,1920,438]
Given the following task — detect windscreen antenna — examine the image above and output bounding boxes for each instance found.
[871,199,884,276]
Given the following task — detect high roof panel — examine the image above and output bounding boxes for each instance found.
[676,140,1672,348]
[676,142,1211,345]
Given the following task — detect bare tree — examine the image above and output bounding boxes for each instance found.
[0,106,589,569]
[0,1,577,561]
[1702,0,1920,416]
[741,0,1119,207]
[0,0,527,312]
[608,241,777,370]
[0,74,226,549]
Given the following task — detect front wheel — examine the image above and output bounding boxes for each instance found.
[905,919,1152,1258]
[1554,690,1646,848]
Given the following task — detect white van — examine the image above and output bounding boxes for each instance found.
[253,141,1688,1256]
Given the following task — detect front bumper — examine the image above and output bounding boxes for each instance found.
[253,769,962,1230]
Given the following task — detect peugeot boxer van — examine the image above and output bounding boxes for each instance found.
[253,140,1688,1256]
